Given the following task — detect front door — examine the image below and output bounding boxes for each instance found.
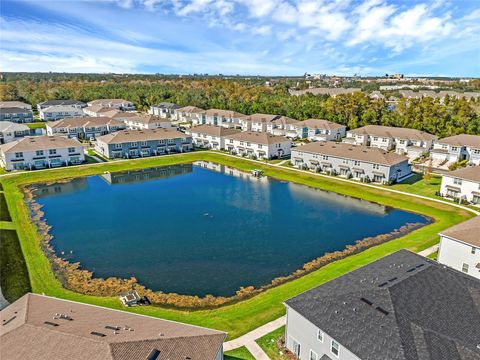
[292,338,301,358]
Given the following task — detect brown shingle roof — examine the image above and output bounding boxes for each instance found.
[440,216,480,247]
[87,99,132,107]
[0,293,225,360]
[438,134,480,149]
[96,129,187,144]
[47,117,124,129]
[445,166,480,183]
[0,101,31,109]
[177,106,205,114]
[225,131,290,145]
[190,124,240,137]
[294,141,408,166]
[124,115,172,125]
[205,109,245,118]
[348,125,437,141]
[296,119,345,131]
[0,136,83,153]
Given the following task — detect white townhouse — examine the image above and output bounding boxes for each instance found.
[291,141,412,184]
[0,101,32,110]
[0,122,30,144]
[94,128,192,159]
[46,117,126,139]
[239,113,298,135]
[0,136,84,171]
[289,119,346,141]
[174,106,206,123]
[86,99,135,111]
[224,132,291,159]
[344,125,437,159]
[431,134,480,165]
[439,166,480,204]
[39,105,84,121]
[438,216,480,279]
[149,102,180,118]
[84,106,138,122]
[284,250,480,360]
[122,114,175,130]
[37,99,86,111]
[204,109,245,128]
[188,124,240,150]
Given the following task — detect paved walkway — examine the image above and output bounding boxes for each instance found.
[418,244,439,257]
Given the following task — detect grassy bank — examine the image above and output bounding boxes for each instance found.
[225,347,255,360]
[256,326,288,360]
[0,152,474,339]
[0,193,12,221]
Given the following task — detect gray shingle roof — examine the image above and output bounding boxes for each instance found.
[39,100,86,107]
[285,250,480,360]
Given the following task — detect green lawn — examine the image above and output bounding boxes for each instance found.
[0,152,475,340]
[0,229,32,302]
[224,347,255,360]
[84,154,100,164]
[0,193,12,221]
[256,326,288,360]
[27,122,47,130]
[385,173,442,198]
[427,250,438,260]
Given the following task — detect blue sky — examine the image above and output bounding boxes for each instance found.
[1,0,479,76]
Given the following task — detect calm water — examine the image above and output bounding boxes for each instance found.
[32,162,427,296]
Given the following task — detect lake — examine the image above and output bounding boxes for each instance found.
[32,162,428,297]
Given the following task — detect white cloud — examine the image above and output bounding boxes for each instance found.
[252,25,271,35]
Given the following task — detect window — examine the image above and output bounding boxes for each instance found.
[131,142,138,147]
[373,137,378,141]
[140,141,147,146]
[317,329,324,342]
[258,144,263,149]
[451,146,458,151]
[36,150,44,156]
[115,143,122,149]
[331,340,340,357]
[471,247,476,254]
[373,164,380,170]
[462,263,469,273]
[15,152,23,158]
[453,178,463,185]
[68,147,75,153]
[322,155,329,160]
[354,160,360,166]
[49,149,57,155]
[309,350,318,360]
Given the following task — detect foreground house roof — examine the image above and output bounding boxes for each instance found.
[348,125,437,141]
[0,293,225,360]
[445,166,480,183]
[190,124,240,137]
[0,107,32,114]
[438,134,480,149]
[285,249,480,360]
[294,141,408,166]
[41,105,84,113]
[47,117,124,129]
[0,136,82,153]
[0,121,30,132]
[440,215,480,247]
[225,131,290,145]
[97,128,187,144]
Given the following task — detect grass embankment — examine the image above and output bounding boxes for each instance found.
[256,326,288,360]
[224,347,255,360]
[27,121,47,130]
[0,193,12,221]
[0,152,475,340]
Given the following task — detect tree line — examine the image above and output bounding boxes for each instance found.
[0,78,479,137]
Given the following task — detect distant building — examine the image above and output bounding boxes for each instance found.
[94,128,192,159]
[0,107,34,123]
[37,100,86,112]
[174,106,206,123]
[284,249,480,360]
[122,114,174,130]
[369,91,385,100]
[431,134,480,165]
[438,216,480,279]
[0,293,225,360]
[148,102,180,118]
[0,101,32,110]
[344,125,437,159]
[289,87,361,97]
[204,109,245,128]
[0,136,84,170]
[439,166,480,204]
[86,99,135,111]
[239,113,298,135]
[189,124,240,150]
[46,117,126,139]
[0,121,30,144]
[39,105,84,121]
[290,119,346,141]
[224,132,291,159]
[291,141,411,183]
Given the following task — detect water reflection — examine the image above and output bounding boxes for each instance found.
[33,178,89,198]
[100,164,193,185]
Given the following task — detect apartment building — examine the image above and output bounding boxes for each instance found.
[174,106,206,123]
[148,102,180,118]
[344,125,437,159]
[0,293,225,360]
[122,114,174,130]
[0,121,30,144]
[46,117,126,139]
[238,113,297,134]
[0,107,34,123]
[39,105,84,121]
[189,124,240,150]
[224,132,291,159]
[431,134,480,165]
[94,128,192,159]
[0,101,32,110]
[290,119,346,141]
[284,250,480,360]
[439,166,480,204]
[37,99,86,111]
[0,136,84,170]
[86,99,135,111]
[204,109,245,128]
[291,141,411,183]
[438,216,480,279]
